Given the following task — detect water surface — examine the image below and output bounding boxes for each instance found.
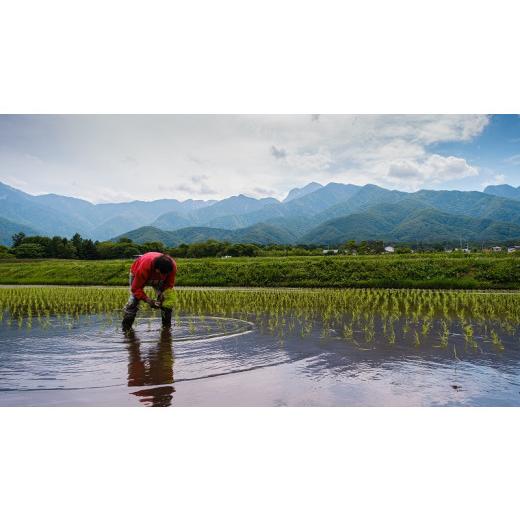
[1,311,519,406]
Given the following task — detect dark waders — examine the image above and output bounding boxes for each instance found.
[122,273,172,331]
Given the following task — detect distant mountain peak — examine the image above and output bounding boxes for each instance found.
[283,182,323,203]
[486,183,519,189]
[484,184,520,202]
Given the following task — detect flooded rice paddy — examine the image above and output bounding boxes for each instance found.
[0,287,519,406]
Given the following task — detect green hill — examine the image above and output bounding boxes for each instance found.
[313,184,407,223]
[0,216,41,246]
[411,189,520,224]
[114,223,298,246]
[484,184,520,201]
[300,200,520,245]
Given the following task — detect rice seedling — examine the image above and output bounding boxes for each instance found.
[463,323,478,349]
[435,320,450,349]
[490,329,505,351]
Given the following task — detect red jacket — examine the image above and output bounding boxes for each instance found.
[130,252,177,300]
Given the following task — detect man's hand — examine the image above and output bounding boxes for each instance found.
[157,292,165,304]
[145,297,161,309]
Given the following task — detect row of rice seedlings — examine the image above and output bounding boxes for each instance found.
[0,287,519,350]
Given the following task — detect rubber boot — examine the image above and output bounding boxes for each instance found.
[122,315,135,331]
[161,308,172,329]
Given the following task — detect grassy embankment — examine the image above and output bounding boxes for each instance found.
[0,255,519,289]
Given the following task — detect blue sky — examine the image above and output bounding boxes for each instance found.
[0,115,518,202]
[430,114,520,190]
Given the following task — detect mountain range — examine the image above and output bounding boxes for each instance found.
[483,184,520,201]
[2,179,520,247]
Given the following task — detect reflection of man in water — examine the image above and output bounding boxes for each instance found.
[125,328,175,407]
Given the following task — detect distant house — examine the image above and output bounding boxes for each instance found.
[322,249,339,255]
[384,246,395,253]
[507,246,520,253]
[221,255,233,259]
[491,246,503,252]
[454,247,471,253]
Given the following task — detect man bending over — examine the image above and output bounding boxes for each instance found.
[122,252,177,331]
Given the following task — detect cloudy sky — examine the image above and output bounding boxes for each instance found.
[0,114,519,203]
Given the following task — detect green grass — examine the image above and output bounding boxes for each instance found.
[0,255,519,289]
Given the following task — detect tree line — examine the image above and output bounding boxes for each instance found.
[2,233,325,259]
[1,233,516,260]
[3,233,162,259]
[1,233,415,259]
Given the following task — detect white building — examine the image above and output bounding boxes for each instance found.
[507,246,520,253]
[322,249,339,254]
[491,246,503,252]
[384,246,395,253]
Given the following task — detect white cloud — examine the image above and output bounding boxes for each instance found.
[0,115,490,201]
[479,172,508,190]
[246,186,278,198]
[284,147,333,172]
[505,154,520,165]
[487,173,507,186]
[386,155,478,190]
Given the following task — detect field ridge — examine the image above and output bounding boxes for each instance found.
[0,256,519,289]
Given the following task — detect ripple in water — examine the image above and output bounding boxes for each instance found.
[0,316,297,394]
[131,316,254,342]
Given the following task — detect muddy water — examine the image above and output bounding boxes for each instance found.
[1,313,519,406]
